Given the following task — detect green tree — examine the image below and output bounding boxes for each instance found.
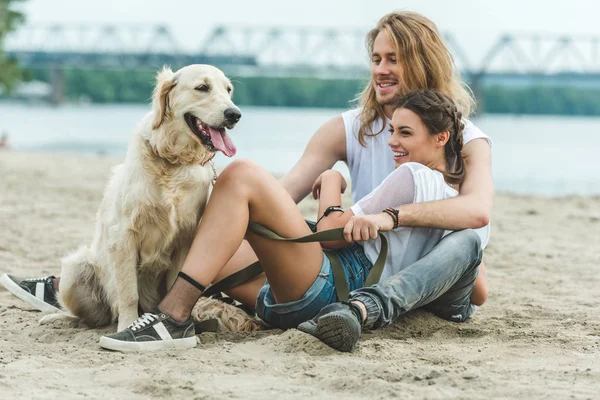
[0,0,25,92]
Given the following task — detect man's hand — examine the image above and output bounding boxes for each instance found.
[312,170,347,199]
[343,213,394,242]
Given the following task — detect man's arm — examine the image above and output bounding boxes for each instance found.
[279,116,347,204]
[395,138,494,229]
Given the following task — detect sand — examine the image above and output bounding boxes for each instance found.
[0,150,599,399]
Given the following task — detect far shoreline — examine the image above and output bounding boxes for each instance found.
[1,150,598,199]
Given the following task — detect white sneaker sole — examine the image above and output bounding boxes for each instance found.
[98,335,198,352]
[0,273,61,313]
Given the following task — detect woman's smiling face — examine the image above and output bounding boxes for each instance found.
[388,107,446,169]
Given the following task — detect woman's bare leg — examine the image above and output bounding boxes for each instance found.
[213,240,265,309]
[158,159,324,321]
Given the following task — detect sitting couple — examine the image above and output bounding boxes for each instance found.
[4,11,492,352]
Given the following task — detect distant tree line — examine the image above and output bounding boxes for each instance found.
[24,68,600,116]
[481,86,600,115]
[28,68,366,108]
[0,0,25,92]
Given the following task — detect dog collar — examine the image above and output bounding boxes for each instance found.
[209,160,218,186]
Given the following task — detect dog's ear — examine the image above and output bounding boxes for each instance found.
[152,66,178,130]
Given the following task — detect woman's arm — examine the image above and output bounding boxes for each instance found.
[393,139,493,229]
[313,170,355,248]
[339,164,418,243]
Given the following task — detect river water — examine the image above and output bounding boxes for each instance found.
[1,103,598,196]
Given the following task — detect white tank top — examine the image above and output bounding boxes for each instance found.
[342,108,492,202]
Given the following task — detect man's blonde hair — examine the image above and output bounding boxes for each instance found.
[357,11,475,145]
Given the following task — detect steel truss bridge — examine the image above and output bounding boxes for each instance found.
[5,24,600,103]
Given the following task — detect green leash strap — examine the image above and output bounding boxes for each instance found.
[247,222,388,301]
[203,260,264,298]
[324,248,351,301]
[204,222,388,302]
[194,319,219,334]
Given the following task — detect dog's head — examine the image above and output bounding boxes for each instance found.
[150,64,241,165]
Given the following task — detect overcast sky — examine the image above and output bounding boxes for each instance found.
[13,0,600,68]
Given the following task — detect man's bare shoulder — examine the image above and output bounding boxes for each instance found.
[309,115,347,160]
[316,115,345,136]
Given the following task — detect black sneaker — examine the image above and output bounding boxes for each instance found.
[99,309,197,352]
[0,274,61,313]
[297,302,363,352]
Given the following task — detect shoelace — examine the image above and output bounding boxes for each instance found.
[128,313,158,331]
[23,277,51,283]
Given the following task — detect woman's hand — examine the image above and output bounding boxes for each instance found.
[312,170,347,199]
[343,213,394,242]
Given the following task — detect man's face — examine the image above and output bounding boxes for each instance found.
[371,31,405,112]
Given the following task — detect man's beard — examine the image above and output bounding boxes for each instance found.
[377,90,405,107]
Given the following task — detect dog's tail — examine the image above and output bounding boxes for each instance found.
[58,246,113,328]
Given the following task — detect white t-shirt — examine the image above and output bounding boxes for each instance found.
[342,108,492,202]
[341,108,492,279]
[350,162,490,280]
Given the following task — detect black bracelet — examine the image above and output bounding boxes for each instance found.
[316,205,344,225]
[383,207,400,229]
[382,209,395,228]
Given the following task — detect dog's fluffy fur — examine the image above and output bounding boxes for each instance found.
[192,298,262,332]
[46,64,250,332]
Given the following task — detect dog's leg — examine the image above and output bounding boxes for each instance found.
[137,269,163,313]
[112,246,140,331]
[165,248,188,290]
[165,264,181,292]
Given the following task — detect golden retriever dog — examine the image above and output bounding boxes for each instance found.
[44,64,244,332]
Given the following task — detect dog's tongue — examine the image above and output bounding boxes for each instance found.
[207,127,237,157]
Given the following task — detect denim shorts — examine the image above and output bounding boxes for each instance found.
[255,242,373,330]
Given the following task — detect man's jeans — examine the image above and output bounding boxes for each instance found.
[351,229,483,329]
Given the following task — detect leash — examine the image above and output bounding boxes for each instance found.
[196,222,388,334]
[203,222,388,302]
[195,169,389,333]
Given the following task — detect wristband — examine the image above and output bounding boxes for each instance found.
[382,207,400,229]
[316,205,344,225]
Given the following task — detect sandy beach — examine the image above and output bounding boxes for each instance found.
[0,150,599,399]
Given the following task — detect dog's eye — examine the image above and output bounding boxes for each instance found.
[227,87,232,94]
[196,84,210,92]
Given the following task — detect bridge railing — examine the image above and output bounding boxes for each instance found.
[5,24,600,77]
[5,24,183,54]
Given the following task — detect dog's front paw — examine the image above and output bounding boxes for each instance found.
[39,312,81,328]
[117,315,139,332]
[117,320,134,332]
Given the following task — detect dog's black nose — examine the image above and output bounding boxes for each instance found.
[224,108,242,123]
